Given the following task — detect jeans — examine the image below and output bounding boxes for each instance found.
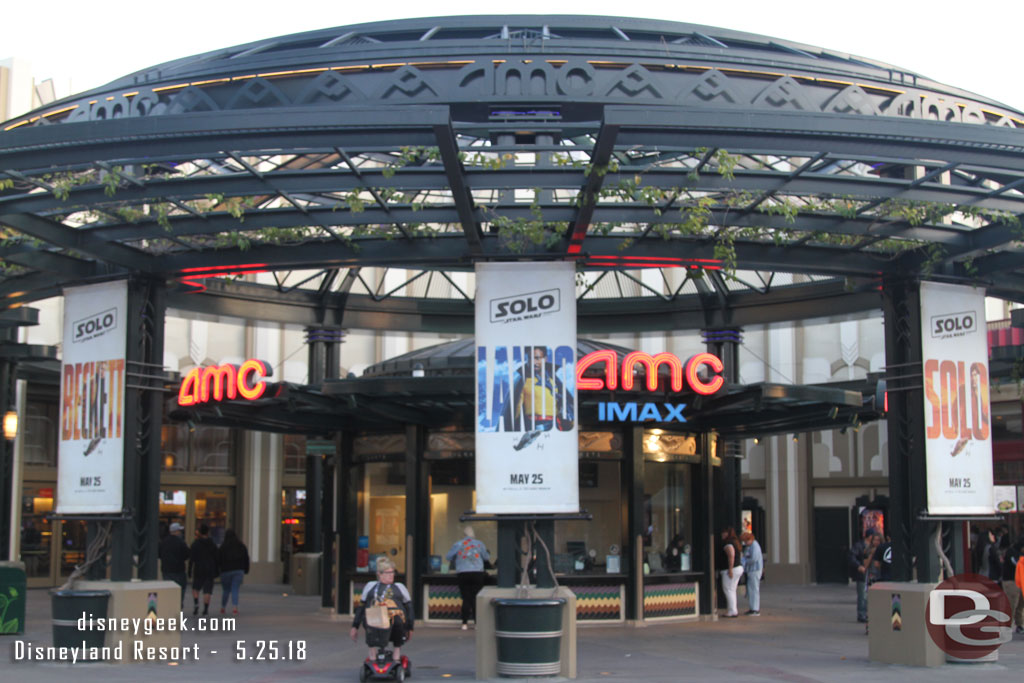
[856,580,867,621]
[746,569,762,612]
[220,569,244,608]
[720,567,744,616]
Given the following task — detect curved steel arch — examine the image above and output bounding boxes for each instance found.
[1,15,1024,329]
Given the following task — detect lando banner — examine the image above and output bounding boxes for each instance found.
[57,280,128,514]
[475,262,579,513]
[920,282,993,515]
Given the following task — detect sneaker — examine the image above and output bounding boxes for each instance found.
[857,617,867,623]
[461,624,468,630]
[743,610,756,615]
[1016,626,1024,635]
[750,611,760,616]
[233,608,239,616]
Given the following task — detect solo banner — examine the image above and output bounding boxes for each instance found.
[920,281,993,515]
[475,262,579,513]
[57,280,128,514]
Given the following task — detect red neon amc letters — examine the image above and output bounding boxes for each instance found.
[577,351,724,395]
[178,359,270,406]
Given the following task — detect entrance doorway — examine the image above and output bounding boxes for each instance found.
[20,484,88,588]
[814,507,851,584]
[159,487,233,546]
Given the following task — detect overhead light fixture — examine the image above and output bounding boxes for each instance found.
[3,410,17,441]
[753,437,759,445]
[792,434,799,443]
[828,406,839,420]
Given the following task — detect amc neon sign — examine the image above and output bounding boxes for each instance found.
[178,359,271,406]
[576,351,725,395]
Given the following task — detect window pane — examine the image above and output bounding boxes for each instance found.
[643,461,694,573]
[283,434,307,475]
[192,425,234,473]
[24,401,57,467]
[554,461,623,574]
[356,463,407,572]
[161,423,188,472]
[428,460,496,573]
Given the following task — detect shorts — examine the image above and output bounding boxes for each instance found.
[192,574,215,594]
[365,620,407,648]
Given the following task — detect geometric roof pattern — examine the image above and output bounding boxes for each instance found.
[2,16,1024,332]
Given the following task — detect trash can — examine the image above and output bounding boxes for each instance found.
[51,590,110,658]
[0,561,27,635]
[493,598,565,677]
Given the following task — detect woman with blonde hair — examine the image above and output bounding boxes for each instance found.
[740,531,763,615]
[446,526,490,630]
[350,557,414,665]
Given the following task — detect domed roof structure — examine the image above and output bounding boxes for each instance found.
[1,15,1023,330]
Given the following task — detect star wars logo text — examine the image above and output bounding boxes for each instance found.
[72,308,118,344]
[930,311,976,340]
[489,289,561,324]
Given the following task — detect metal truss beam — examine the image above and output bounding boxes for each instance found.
[0,212,153,271]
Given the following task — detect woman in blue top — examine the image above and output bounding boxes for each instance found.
[446,526,490,630]
[740,531,764,615]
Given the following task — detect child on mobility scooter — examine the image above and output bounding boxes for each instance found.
[350,558,414,681]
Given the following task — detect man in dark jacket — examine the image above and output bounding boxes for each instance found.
[188,524,219,616]
[848,531,880,623]
[159,522,190,608]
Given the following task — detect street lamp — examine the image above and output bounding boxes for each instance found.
[3,410,17,441]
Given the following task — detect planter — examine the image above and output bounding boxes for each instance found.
[51,590,111,658]
[492,598,565,677]
[0,561,26,635]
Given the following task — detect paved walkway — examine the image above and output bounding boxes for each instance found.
[3,582,1022,682]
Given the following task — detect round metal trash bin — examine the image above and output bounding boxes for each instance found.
[0,562,27,635]
[51,590,111,657]
[493,598,565,677]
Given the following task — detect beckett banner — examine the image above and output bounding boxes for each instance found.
[920,281,993,515]
[475,262,579,513]
[57,280,128,514]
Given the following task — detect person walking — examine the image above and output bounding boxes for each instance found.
[1005,537,1023,635]
[159,522,190,608]
[848,530,881,623]
[446,526,490,630]
[217,529,250,616]
[740,531,763,616]
[188,524,219,616]
[718,527,744,618]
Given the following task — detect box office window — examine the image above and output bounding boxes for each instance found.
[643,461,695,573]
[428,459,497,573]
[356,462,407,572]
[553,460,624,575]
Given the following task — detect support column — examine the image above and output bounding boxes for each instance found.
[624,426,644,620]
[112,278,165,581]
[881,278,935,582]
[303,327,344,556]
[0,347,16,561]
[405,424,427,618]
[336,431,356,615]
[704,328,742,535]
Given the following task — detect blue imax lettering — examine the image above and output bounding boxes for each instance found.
[598,402,688,422]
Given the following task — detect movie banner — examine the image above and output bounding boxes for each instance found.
[920,282,993,515]
[475,262,579,513]
[57,280,127,514]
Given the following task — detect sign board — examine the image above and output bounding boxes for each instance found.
[475,262,579,513]
[57,280,128,514]
[920,282,993,515]
[993,485,1017,514]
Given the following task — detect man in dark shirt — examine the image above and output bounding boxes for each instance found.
[159,522,190,608]
[188,524,219,616]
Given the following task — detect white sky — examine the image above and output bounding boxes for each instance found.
[2,0,1022,111]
